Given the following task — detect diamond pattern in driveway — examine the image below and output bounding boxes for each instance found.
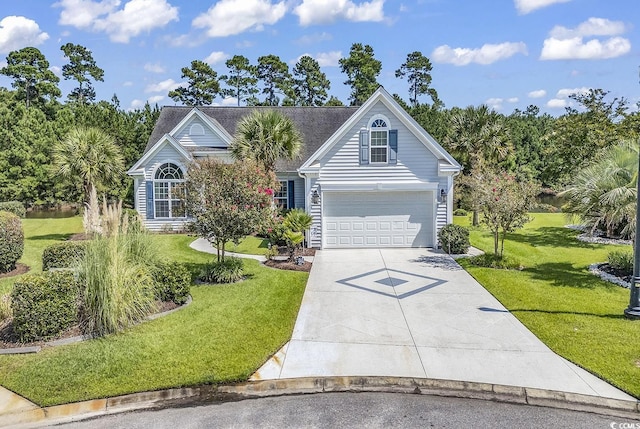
[252,248,633,401]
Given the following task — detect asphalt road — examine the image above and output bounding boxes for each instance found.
[50,392,639,429]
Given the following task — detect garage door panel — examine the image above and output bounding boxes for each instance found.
[323,191,433,248]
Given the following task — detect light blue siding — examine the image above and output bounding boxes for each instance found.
[174,117,228,149]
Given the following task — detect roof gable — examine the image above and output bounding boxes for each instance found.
[299,87,461,173]
[143,105,359,171]
[128,134,190,175]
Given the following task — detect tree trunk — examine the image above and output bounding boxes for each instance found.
[472,210,479,227]
[500,232,506,258]
[493,231,499,256]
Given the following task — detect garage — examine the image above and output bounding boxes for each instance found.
[323,191,433,248]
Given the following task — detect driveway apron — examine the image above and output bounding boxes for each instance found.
[254,248,633,401]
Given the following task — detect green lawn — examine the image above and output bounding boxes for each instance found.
[225,235,270,256]
[0,216,83,296]
[455,213,640,398]
[0,221,307,406]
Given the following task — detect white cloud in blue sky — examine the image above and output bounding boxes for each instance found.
[0,15,48,53]
[432,42,528,66]
[514,0,571,15]
[0,0,636,114]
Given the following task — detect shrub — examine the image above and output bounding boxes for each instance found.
[78,234,155,336]
[201,257,244,284]
[11,271,79,342]
[607,250,633,275]
[438,224,470,254]
[266,222,288,247]
[42,241,87,271]
[467,253,523,270]
[453,208,468,216]
[0,211,24,273]
[0,201,26,218]
[153,262,191,305]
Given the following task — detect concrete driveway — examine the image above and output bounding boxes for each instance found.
[253,248,633,401]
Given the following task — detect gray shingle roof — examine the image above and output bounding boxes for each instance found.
[145,106,360,171]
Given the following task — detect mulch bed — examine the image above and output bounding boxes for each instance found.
[0,300,181,349]
[598,263,632,284]
[264,259,312,272]
[0,263,30,279]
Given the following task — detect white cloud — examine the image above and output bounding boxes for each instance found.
[56,0,179,43]
[123,81,133,86]
[294,0,385,26]
[129,99,144,109]
[546,98,567,109]
[528,89,547,98]
[540,36,630,60]
[147,95,164,104]
[204,51,229,65]
[145,78,183,93]
[144,63,165,73]
[0,16,49,54]
[549,17,627,39]
[315,51,342,67]
[540,17,631,60]
[50,66,62,77]
[219,96,238,106]
[514,0,571,15]
[555,87,589,98]
[432,42,527,66]
[193,0,287,38]
[485,97,518,110]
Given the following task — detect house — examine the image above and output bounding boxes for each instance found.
[127,87,461,249]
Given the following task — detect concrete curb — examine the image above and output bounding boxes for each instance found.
[2,377,638,427]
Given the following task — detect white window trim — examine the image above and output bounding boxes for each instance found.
[274,180,289,210]
[369,115,390,165]
[153,162,186,219]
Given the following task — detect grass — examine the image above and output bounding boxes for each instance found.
[454,213,640,398]
[0,220,307,406]
[225,235,270,256]
[0,217,83,296]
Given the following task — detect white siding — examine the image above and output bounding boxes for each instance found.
[308,178,321,248]
[319,103,439,183]
[174,117,228,149]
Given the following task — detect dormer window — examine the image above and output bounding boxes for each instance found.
[370,118,388,164]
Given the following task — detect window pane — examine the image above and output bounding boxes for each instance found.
[155,201,169,218]
[155,182,169,199]
[274,181,288,209]
[371,147,387,163]
[371,130,387,146]
[171,200,185,218]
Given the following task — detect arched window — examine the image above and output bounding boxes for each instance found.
[369,116,389,164]
[189,123,205,136]
[153,163,185,218]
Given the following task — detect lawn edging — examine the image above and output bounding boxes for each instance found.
[2,377,638,427]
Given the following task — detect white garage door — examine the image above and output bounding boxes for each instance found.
[323,191,433,248]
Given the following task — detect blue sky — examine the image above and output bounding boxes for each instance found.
[0,0,638,115]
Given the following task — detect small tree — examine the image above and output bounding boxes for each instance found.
[468,170,539,257]
[185,158,277,262]
[283,208,313,261]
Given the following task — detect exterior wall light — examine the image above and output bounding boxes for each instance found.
[439,188,447,203]
[311,189,320,205]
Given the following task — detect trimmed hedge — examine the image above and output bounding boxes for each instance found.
[0,201,26,218]
[0,211,24,273]
[11,271,79,342]
[153,261,191,305]
[43,241,87,271]
[438,224,470,255]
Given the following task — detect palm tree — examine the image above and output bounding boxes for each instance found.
[444,105,512,225]
[560,140,638,239]
[52,126,124,204]
[230,109,303,172]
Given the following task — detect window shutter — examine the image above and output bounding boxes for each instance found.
[287,180,295,209]
[145,181,154,219]
[389,129,398,165]
[359,129,369,165]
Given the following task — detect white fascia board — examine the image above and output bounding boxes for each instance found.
[127,134,191,174]
[169,108,233,145]
[319,181,438,192]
